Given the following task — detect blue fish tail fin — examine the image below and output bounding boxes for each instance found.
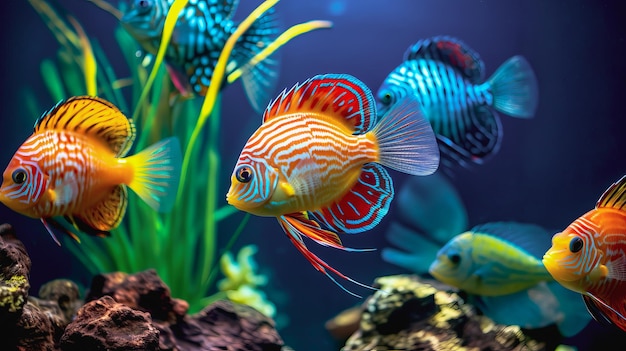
[487,55,539,119]
[372,97,440,176]
[472,282,590,337]
[552,285,592,337]
[126,137,182,213]
[234,7,281,113]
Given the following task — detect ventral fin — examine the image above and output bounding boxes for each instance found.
[73,185,127,235]
[166,64,194,97]
[278,215,376,298]
[596,175,626,211]
[582,294,626,332]
[263,74,376,134]
[311,163,393,234]
[404,36,484,84]
[41,217,77,245]
[35,96,136,157]
[282,212,344,250]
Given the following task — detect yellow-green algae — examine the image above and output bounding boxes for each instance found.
[0,275,29,313]
[342,275,545,351]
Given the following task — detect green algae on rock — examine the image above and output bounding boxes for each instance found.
[0,224,31,317]
[341,275,548,351]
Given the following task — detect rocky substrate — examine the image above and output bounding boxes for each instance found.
[326,275,562,351]
[0,223,290,351]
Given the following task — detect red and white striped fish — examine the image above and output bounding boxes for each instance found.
[226,74,440,295]
[543,175,626,332]
[0,96,181,244]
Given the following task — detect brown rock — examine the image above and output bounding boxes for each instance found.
[39,279,82,323]
[86,269,188,323]
[81,270,287,350]
[60,295,160,351]
[14,300,64,351]
[167,300,285,351]
[0,223,31,324]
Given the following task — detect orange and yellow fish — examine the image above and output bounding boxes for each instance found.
[543,175,626,332]
[226,73,440,295]
[0,96,181,243]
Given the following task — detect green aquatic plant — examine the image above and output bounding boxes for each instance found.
[26,0,331,312]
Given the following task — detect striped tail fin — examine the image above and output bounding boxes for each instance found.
[126,137,182,212]
[372,97,440,176]
[488,55,539,119]
[233,7,280,113]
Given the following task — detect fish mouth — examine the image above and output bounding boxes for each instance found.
[225,189,262,212]
[542,250,580,283]
[541,254,558,275]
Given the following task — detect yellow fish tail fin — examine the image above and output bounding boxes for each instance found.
[127,137,182,212]
[372,97,440,176]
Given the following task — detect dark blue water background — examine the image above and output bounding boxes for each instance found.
[1,0,625,350]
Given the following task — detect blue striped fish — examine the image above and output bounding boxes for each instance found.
[226,74,440,295]
[377,36,539,168]
[121,0,279,112]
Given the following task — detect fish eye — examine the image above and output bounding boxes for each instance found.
[380,91,393,105]
[235,165,253,183]
[12,169,27,184]
[135,0,153,9]
[448,253,461,264]
[569,236,584,253]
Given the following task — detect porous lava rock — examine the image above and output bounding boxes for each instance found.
[59,295,160,351]
[0,224,291,351]
[87,270,287,351]
[335,275,551,351]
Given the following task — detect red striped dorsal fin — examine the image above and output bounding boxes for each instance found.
[262,74,376,134]
[596,175,626,211]
[404,36,484,84]
[35,96,136,157]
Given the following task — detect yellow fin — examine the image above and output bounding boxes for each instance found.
[596,175,626,210]
[35,96,136,157]
[127,137,182,213]
[74,185,127,235]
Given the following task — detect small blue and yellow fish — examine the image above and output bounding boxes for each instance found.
[226,73,440,295]
[377,36,539,168]
[429,222,552,296]
[121,0,279,112]
[429,222,590,336]
[0,96,181,243]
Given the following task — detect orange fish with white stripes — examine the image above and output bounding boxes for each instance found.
[0,96,181,244]
[543,175,626,332]
[226,73,440,295]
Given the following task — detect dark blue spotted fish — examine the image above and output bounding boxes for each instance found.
[121,0,279,112]
[377,36,539,169]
